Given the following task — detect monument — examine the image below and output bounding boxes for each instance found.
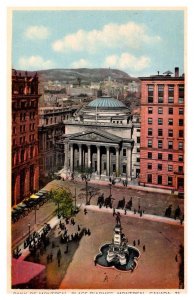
[95,216,140,271]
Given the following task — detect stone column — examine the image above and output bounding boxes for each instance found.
[97,145,100,175]
[127,147,132,179]
[106,146,110,176]
[116,147,120,176]
[70,144,74,172]
[87,145,91,168]
[78,144,82,167]
[64,142,69,170]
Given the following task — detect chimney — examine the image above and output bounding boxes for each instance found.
[175,67,179,77]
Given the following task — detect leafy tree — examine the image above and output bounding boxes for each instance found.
[49,188,74,217]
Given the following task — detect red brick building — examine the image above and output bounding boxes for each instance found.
[139,68,184,192]
[12,70,40,206]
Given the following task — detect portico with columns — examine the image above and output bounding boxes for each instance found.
[62,130,133,180]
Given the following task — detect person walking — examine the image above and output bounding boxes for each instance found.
[57,248,62,267]
[133,240,136,246]
[138,239,140,245]
[143,245,146,252]
[50,252,53,262]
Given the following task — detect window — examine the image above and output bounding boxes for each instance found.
[168,176,173,186]
[158,140,163,148]
[148,152,152,159]
[178,85,184,103]
[137,129,140,132]
[123,149,126,156]
[179,108,184,115]
[21,149,25,163]
[158,107,163,114]
[168,108,173,115]
[158,164,162,170]
[137,148,140,153]
[13,113,16,122]
[13,127,16,134]
[148,140,152,148]
[168,154,173,161]
[168,119,173,125]
[168,141,173,149]
[158,129,163,136]
[179,142,183,150]
[158,175,162,184]
[104,162,107,170]
[168,130,173,137]
[158,153,162,160]
[178,166,183,173]
[136,157,140,162]
[158,118,163,125]
[148,118,152,124]
[148,128,152,136]
[137,137,140,143]
[168,85,174,103]
[179,155,183,162]
[168,165,173,171]
[30,147,33,159]
[122,165,126,174]
[179,130,184,138]
[148,163,152,170]
[179,119,184,126]
[147,174,152,183]
[148,107,153,114]
[158,85,164,103]
[148,85,154,103]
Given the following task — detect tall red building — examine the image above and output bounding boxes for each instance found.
[12,70,40,206]
[139,68,184,192]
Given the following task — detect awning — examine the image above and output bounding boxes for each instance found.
[30,194,39,199]
[12,258,45,287]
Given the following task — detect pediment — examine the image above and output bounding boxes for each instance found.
[69,130,122,144]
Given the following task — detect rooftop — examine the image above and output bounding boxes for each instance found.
[87,96,126,108]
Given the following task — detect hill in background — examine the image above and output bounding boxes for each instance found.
[37,68,137,83]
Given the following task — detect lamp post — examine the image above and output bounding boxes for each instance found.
[86,178,88,205]
[109,182,112,198]
[74,187,77,208]
[28,223,31,238]
[34,205,38,225]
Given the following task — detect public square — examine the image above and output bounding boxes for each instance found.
[11,179,184,290]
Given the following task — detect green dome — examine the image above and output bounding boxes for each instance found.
[88,96,126,108]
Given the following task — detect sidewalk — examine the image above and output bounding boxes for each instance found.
[81,204,183,227]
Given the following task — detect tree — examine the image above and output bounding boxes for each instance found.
[74,166,94,205]
[49,188,74,218]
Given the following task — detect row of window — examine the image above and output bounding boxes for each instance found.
[147,174,173,186]
[12,100,37,110]
[13,111,36,122]
[147,152,183,161]
[12,146,35,166]
[148,107,184,115]
[13,123,36,134]
[148,140,183,150]
[147,128,184,138]
[148,118,184,126]
[45,115,69,125]
[147,163,183,172]
[147,84,184,104]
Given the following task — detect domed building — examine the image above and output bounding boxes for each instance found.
[59,96,140,181]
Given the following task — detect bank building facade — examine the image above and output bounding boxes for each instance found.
[59,96,140,181]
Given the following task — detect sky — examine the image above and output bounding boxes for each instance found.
[12,9,184,77]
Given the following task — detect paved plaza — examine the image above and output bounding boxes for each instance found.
[11,179,184,290]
